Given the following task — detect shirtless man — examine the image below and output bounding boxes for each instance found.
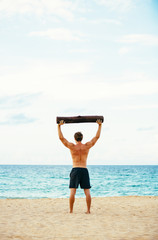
[58,119,102,214]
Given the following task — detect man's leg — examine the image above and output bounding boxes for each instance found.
[84,189,91,214]
[69,188,76,213]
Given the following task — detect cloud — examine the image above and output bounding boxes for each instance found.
[0,60,92,96]
[118,47,130,55]
[55,80,158,100]
[0,93,41,126]
[0,93,41,109]
[88,18,121,25]
[1,60,158,101]
[0,0,76,21]
[0,113,37,125]
[69,48,95,53]
[119,34,158,45]
[95,0,135,12]
[29,28,85,41]
[113,104,158,110]
[137,127,155,131]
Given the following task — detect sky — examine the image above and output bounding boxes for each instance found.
[0,0,158,165]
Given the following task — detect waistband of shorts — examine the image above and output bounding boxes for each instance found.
[72,167,87,170]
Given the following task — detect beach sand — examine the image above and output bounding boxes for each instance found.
[0,196,158,240]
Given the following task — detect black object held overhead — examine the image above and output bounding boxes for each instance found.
[56,115,104,124]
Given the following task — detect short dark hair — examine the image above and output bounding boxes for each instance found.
[74,132,83,142]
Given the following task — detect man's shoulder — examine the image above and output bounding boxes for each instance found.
[61,138,75,149]
[81,143,91,150]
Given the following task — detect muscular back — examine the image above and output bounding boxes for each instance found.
[69,142,90,168]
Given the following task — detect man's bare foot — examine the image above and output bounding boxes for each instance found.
[70,211,73,214]
[85,211,90,214]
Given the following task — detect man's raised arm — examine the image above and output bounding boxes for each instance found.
[85,119,102,149]
[58,121,74,149]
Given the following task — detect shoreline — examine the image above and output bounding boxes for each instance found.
[1,195,158,200]
[0,196,158,240]
[1,194,158,199]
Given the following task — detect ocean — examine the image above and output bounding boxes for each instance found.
[0,165,158,199]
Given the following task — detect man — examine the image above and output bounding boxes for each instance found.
[58,119,102,214]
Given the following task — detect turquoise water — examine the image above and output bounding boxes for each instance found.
[0,165,158,199]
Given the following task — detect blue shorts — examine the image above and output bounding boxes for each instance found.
[69,168,91,189]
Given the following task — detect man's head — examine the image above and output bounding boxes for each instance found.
[74,132,83,142]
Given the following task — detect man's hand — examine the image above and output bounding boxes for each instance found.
[96,119,102,125]
[58,120,65,126]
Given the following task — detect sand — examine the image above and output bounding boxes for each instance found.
[0,196,158,240]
